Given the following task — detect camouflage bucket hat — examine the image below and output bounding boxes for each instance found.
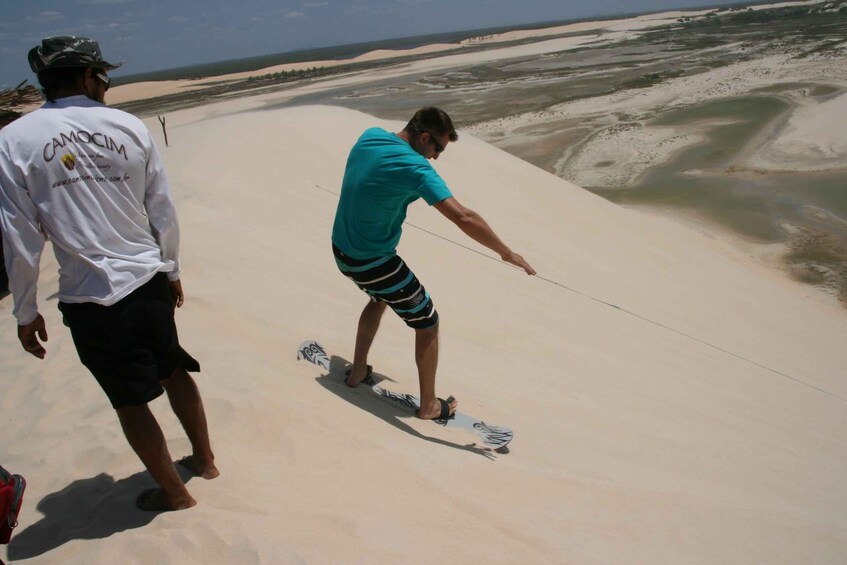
[28,36,123,73]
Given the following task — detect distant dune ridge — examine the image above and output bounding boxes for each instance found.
[3,3,847,563]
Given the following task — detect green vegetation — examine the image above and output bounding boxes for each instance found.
[786,232,847,303]
[247,66,328,83]
[796,38,847,59]
[679,2,846,32]
[618,70,685,90]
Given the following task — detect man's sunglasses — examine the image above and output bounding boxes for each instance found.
[95,72,111,91]
[421,130,444,154]
[411,125,445,154]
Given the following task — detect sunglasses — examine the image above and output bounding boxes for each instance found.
[95,72,111,90]
[421,130,444,154]
[410,124,446,155]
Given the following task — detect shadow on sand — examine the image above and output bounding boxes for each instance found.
[7,466,196,561]
[315,354,498,460]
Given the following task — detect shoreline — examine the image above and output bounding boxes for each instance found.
[458,5,847,305]
[104,1,820,106]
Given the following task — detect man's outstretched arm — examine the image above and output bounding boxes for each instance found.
[434,197,536,275]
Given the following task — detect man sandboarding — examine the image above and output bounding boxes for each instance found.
[331,107,536,421]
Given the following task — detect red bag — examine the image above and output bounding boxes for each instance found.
[0,465,26,544]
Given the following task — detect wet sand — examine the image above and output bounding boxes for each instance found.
[461,7,847,304]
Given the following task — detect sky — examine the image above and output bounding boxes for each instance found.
[1,0,755,88]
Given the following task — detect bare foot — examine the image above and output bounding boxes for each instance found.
[136,488,196,512]
[177,455,220,479]
[417,396,457,420]
[344,365,373,388]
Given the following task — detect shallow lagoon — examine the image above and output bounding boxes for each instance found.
[595,95,845,242]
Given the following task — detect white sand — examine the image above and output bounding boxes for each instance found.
[748,90,847,171]
[460,2,845,187]
[106,43,459,105]
[3,3,847,563]
[109,1,815,107]
[2,103,846,564]
[469,48,847,190]
[108,0,845,193]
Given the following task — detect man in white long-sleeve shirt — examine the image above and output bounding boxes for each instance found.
[0,36,218,512]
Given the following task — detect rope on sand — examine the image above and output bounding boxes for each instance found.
[313,184,846,403]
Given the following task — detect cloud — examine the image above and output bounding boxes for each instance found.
[344,3,402,16]
[21,11,61,24]
[344,4,371,14]
[302,1,328,7]
[285,11,306,19]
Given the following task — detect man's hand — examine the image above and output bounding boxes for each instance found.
[435,197,537,275]
[169,279,185,308]
[18,314,48,359]
[501,250,537,276]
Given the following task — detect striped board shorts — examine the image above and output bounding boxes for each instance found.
[332,244,439,330]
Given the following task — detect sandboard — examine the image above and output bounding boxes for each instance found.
[297,340,513,451]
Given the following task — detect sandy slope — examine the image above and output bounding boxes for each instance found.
[2,104,846,564]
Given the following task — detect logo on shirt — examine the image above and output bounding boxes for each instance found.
[43,129,128,163]
[61,154,76,170]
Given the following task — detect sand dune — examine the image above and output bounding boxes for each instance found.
[107,1,816,108]
[2,104,846,563]
[749,90,847,171]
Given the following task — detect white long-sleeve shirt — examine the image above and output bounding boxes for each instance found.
[0,95,180,325]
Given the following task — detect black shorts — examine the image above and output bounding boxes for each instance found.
[333,244,439,330]
[59,272,200,409]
